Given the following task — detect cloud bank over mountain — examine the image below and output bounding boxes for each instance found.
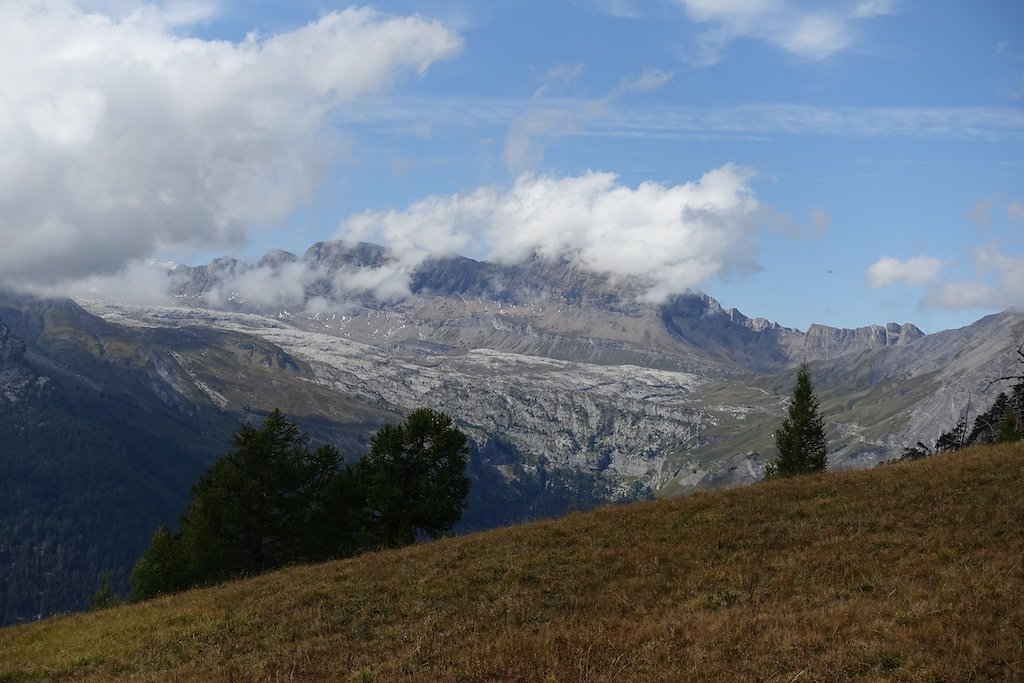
[0,2,461,289]
[337,164,764,303]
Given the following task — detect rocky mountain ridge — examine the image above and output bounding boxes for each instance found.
[2,248,1019,624]
[168,241,925,374]
[78,240,1013,492]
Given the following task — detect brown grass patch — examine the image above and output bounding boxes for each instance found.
[2,442,1022,681]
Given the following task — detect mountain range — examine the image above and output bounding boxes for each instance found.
[1,240,1021,623]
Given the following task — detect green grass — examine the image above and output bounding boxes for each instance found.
[2,442,1022,682]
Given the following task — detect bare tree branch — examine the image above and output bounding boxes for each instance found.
[985,341,1024,390]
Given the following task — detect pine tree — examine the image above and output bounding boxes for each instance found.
[996,407,1020,443]
[768,363,828,478]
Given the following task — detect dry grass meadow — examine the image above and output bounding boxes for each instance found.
[2,442,1022,681]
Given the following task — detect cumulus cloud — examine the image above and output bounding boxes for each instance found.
[674,0,894,64]
[337,164,764,303]
[972,244,1024,308]
[872,244,1023,313]
[866,255,945,288]
[0,1,462,291]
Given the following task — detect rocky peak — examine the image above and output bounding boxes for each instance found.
[801,322,925,360]
[257,249,298,269]
[304,241,390,270]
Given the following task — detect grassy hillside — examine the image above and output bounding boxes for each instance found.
[2,443,1022,682]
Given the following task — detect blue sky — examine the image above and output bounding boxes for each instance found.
[2,1,1022,332]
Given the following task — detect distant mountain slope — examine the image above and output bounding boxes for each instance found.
[1,291,645,624]
[0,308,216,625]
[0,294,398,625]
[3,443,1021,682]
[170,241,924,373]
[78,240,1019,494]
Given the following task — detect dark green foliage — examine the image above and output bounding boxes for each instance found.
[90,572,120,611]
[0,390,208,625]
[996,407,1020,443]
[899,442,932,461]
[181,410,343,581]
[909,341,1024,457]
[935,416,968,453]
[767,363,828,478]
[358,409,468,548]
[131,408,470,600]
[357,408,470,547]
[129,527,184,600]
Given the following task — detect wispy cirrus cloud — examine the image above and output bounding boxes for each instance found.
[573,0,644,19]
[503,67,675,172]
[343,98,1024,144]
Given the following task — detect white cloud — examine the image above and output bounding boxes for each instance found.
[810,207,829,235]
[674,0,894,64]
[866,255,945,288]
[973,244,1024,307]
[924,280,995,311]
[506,67,674,172]
[885,243,1024,313]
[614,68,675,95]
[502,108,580,171]
[533,63,584,98]
[1007,200,1024,224]
[338,164,764,303]
[850,0,895,19]
[776,13,852,60]
[967,196,998,229]
[0,1,462,290]
[574,0,644,19]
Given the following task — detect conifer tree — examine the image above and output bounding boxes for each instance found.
[357,408,470,547]
[768,362,828,477]
[996,407,1020,443]
[130,408,471,601]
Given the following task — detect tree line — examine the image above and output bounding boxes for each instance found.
[130,407,469,601]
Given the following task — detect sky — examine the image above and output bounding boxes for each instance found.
[1,0,1022,333]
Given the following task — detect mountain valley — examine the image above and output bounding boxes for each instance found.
[1,241,1022,624]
